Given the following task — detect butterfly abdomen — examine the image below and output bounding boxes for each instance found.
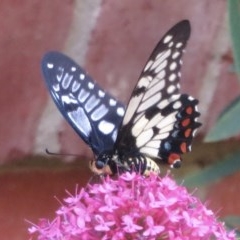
[117,154,160,175]
[142,157,161,175]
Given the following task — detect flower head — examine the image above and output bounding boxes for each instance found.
[29,173,236,240]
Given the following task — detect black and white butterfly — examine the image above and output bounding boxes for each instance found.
[42,20,201,175]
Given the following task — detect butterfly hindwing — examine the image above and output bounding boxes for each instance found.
[115,20,201,167]
[138,94,201,167]
[42,52,125,155]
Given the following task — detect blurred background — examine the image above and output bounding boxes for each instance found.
[1,0,240,239]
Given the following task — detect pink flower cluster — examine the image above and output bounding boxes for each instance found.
[29,172,236,240]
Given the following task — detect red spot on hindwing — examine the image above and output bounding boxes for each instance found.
[180,142,187,153]
[168,153,181,165]
[186,106,193,114]
[182,118,190,127]
[184,128,192,137]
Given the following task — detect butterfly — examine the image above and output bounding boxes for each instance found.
[42,20,201,176]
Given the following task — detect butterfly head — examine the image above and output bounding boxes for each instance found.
[89,159,114,175]
[89,152,117,175]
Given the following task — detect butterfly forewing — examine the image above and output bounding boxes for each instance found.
[115,20,201,167]
[121,20,190,128]
[42,52,125,155]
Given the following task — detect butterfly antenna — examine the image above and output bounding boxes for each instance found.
[45,148,80,157]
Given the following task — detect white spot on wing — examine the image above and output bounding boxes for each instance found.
[168,41,174,47]
[78,89,89,103]
[139,147,158,157]
[72,81,80,92]
[156,70,166,80]
[148,78,158,89]
[176,42,183,48]
[85,95,100,112]
[156,52,164,60]
[56,68,64,82]
[143,81,165,101]
[148,72,165,89]
[157,99,169,109]
[88,82,94,89]
[138,93,161,112]
[138,76,152,88]
[98,120,115,134]
[195,105,199,112]
[112,129,117,141]
[157,123,175,134]
[167,85,176,94]
[151,50,171,71]
[53,83,60,92]
[173,101,182,109]
[170,94,180,101]
[98,90,105,98]
[192,129,198,137]
[136,129,154,147]
[155,59,168,73]
[146,140,160,148]
[62,95,77,104]
[132,115,148,137]
[71,66,76,72]
[47,63,54,69]
[188,96,194,101]
[144,113,163,130]
[157,112,176,129]
[123,94,143,125]
[133,112,144,124]
[68,108,91,137]
[154,132,170,140]
[169,62,177,71]
[91,104,108,121]
[117,107,125,116]
[62,73,73,89]
[144,60,153,71]
[169,73,176,82]
[188,145,192,151]
[163,35,173,44]
[109,99,116,106]
[172,51,180,59]
[52,91,59,100]
[80,73,85,80]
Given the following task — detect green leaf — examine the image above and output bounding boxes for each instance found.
[183,151,240,188]
[228,0,240,78]
[205,95,240,142]
[205,2,240,142]
[223,216,240,236]
[224,215,240,227]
